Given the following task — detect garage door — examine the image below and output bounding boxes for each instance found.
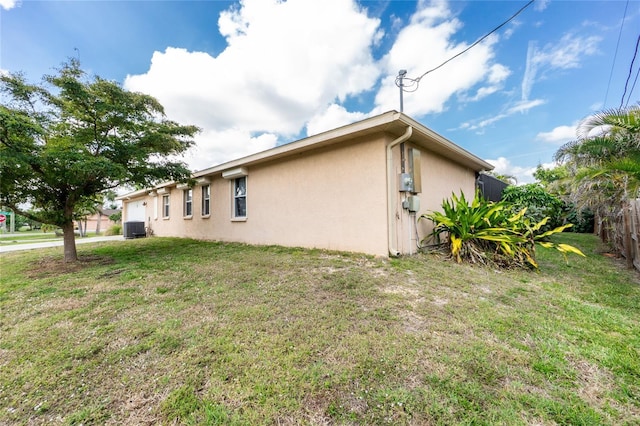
[125,200,146,222]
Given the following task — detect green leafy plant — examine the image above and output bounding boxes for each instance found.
[421,192,585,269]
[105,224,122,236]
[501,183,566,230]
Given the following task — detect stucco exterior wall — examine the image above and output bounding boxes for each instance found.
[413,145,477,244]
[121,119,486,257]
[127,135,390,256]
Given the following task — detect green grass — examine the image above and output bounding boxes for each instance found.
[0,234,638,425]
[0,231,106,246]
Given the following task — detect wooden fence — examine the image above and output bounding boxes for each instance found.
[601,199,640,271]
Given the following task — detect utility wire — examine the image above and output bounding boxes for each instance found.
[396,0,535,91]
[605,0,629,108]
[625,64,640,108]
[620,34,640,108]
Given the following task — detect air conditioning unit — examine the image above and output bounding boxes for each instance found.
[123,221,146,239]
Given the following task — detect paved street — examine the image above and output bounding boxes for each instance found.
[0,235,125,253]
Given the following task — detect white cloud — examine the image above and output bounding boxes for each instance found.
[534,0,551,12]
[306,104,368,136]
[522,33,601,101]
[372,1,509,116]
[462,99,545,131]
[485,157,547,185]
[124,0,523,172]
[185,128,279,172]
[536,123,577,144]
[0,0,18,11]
[125,0,381,170]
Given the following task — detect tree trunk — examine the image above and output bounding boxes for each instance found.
[62,221,78,262]
[96,211,102,235]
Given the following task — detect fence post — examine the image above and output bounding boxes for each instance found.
[631,200,640,271]
[623,202,634,269]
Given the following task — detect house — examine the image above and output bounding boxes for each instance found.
[83,208,120,234]
[118,111,493,256]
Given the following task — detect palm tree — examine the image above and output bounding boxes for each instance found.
[555,104,640,200]
[554,104,640,245]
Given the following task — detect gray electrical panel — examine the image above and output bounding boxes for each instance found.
[403,196,420,212]
[399,173,413,192]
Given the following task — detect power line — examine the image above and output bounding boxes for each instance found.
[625,65,640,108]
[396,0,535,92]
[620,34,640,108]
[604,0,629,108]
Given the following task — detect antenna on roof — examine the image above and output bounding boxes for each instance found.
[398,69,407,113]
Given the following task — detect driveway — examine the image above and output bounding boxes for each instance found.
[0,235,125,253]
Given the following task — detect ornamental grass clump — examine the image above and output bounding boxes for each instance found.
[420,192,585,269]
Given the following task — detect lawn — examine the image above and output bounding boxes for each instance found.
[0,234,638,425]
[0,231,103,246]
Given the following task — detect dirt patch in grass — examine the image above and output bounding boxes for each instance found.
[26,254,114,278]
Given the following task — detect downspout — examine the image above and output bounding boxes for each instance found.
[386,125,413,256]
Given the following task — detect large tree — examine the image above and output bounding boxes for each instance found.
[0,60,199,262]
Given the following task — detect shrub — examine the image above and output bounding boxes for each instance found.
[565,206,595,233]
[502,183,565,230]
[421,192,584,269]
[41,224,60,233]
[105,224,122,236]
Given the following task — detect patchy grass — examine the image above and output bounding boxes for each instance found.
[0,234,638,425]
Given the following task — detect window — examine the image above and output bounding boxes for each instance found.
[202,185,210,216]
[162,195,170,218]
[183,189,193,217]
[233,176,247,218]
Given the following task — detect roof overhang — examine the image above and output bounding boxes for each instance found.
[118,111,493,199]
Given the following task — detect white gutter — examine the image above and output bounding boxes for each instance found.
[386,125,413,256]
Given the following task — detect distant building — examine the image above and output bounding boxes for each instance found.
[119,111,493,256]
[84,208,119,234]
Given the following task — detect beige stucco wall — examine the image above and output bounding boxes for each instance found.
[122,133,480,257]
[413,145,477,247]
[126,135,391,256]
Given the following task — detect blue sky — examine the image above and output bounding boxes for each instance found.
[2,0,639,183]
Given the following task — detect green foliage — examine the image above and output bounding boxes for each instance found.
[40,223,60,233]
[0,59,199,261]
[105,224,122,236]
[421,192,584,269]
[502,184,565,230]
[564,206,594,233]
[554,105,640,210]
[109,211,122,223]
[533,164,569,187]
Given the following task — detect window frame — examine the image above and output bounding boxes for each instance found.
[162,194,170,218]
[183,188,193,217]
[201,184,211,217]
[233,176,247,219]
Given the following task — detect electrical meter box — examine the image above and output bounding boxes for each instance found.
[403,195,420,212]
[399,173,413,192]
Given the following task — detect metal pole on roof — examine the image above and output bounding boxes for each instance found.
[398,69,407,113]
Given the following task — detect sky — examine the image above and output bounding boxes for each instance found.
[1,0,639,184]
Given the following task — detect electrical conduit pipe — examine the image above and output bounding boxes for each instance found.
[386,125,413,256]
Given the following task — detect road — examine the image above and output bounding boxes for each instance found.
[0,235,125,253]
